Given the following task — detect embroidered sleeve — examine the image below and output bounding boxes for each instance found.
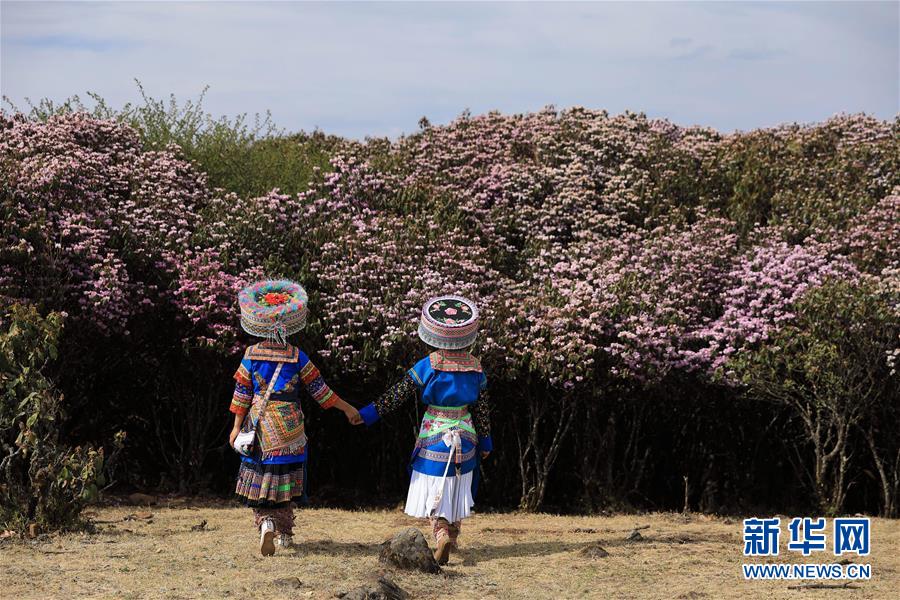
[359,373,418,426]
[376,373,418,416]
[472,373,492,452]
[471,388,492,440]
[298,352,339,409]
[230,357,254,415]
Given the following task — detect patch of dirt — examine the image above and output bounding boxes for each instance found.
[0,507,897,599]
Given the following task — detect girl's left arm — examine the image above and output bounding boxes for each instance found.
[470,375,493,457]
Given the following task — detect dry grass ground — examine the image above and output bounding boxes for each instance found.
[1,501,897,599]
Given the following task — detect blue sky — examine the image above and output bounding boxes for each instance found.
[2,1,897,138]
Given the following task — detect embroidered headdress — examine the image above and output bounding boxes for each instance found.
[238,279,309,344]
[417,295,479,350]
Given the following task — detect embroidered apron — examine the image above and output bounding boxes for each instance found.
[244,396,307,460]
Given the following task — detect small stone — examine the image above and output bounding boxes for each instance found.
[127,493,157,505]
[135,511,153,520]
[273,577,302,590]
[190,520,208,532]
[580,543,610,559]
[676,592,708,599]
[379,528,440,574]
[339,575,408,600]
[626,530,644,542]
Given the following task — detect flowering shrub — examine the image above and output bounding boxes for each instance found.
[173,249,265,351]
[1,107,897,514]
[728,280,899,515]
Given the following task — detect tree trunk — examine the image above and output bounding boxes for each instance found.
[800,405,848,516]
[515,379,577,512]
[864,425,896,518]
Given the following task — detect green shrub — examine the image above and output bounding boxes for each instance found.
[0,305,121,533]
[4,82,342,197]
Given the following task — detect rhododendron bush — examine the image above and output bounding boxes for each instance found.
[1,107,897,515]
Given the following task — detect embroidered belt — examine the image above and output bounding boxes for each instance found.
[418,447,477,463]
[425,405,470,418]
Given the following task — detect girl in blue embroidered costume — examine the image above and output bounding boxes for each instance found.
[229,280,361,556]
[359,295,492,565]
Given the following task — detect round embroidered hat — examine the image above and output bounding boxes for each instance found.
[239,279,309,343]
[417,295,479,350]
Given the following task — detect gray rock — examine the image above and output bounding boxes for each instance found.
[126,492,157,505]
[273,577,302,589]
[337,575,408,600]
[580,543,610,558]
[378,528,440,574]
[626,529,644,542]
[190,519,207,532]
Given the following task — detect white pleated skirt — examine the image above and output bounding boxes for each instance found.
[404,470,475,522]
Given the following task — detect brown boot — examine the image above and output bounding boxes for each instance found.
[434,536,453,565]
[432,517,453,565]
[449,520,461,547]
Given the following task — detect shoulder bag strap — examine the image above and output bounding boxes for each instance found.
[251,361,285,432]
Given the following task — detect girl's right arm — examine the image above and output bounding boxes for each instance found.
[228,353,254,444]
[229,412,243,446]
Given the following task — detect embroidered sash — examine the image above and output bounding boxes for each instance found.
[416,405,477,458]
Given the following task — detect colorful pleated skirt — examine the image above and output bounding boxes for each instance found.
[235,459,306,508]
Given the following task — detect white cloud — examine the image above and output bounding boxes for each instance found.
[1,1,897,138]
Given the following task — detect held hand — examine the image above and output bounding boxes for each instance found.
[334,398,363,425]
[345,406,363,426]
[481,450,491,460]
